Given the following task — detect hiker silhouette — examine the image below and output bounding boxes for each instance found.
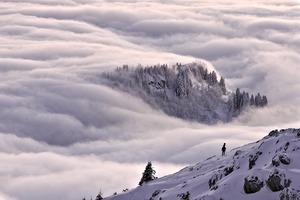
[221,143,226,156]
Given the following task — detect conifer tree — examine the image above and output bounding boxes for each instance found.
[255,93,262,106]
[210,71,218,85]
[203,68,208,80]
[262,95,268,106]
[219,77,226,94]
[139,162,156,186]
[250,94,255,106]
[95,191,103,200]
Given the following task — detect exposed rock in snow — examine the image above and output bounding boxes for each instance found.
[266,170,287,192]
[243,176,264,194]
[104,128,300,200]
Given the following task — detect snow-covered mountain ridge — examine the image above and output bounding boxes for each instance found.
[101,62,267,124]
[105,128,300,200]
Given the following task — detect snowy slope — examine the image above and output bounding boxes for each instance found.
[104,128,300,200]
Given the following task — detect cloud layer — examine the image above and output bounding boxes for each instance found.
[0,0,299,199]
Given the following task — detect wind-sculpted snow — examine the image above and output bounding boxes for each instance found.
[105,129,300,200]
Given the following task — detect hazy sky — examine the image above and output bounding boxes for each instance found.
[0,0,299,199]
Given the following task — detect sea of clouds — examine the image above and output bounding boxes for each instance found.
[0,0,299,199]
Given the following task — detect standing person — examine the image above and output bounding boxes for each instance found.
[221,143,226,156]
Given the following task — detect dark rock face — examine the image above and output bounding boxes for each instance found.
[266,173,284,192]
[268,128,300,138]
[243,176,264,194]
[272,157,281,167]
[224,166,234,176]
[208,165,235,191]
[272,154,291,167]
[249,151,263,170]
[280,188,300,200]
[291,129,300,137]
[152,190,160,198]
[279,155,291,165]
[208,174,219,190]
[269,129,280,137]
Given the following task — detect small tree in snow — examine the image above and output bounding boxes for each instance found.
[95,191,103,200]
[139,162,156,185]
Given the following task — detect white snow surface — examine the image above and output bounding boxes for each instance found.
[105,128,300,200]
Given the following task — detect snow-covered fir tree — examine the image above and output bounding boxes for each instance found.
[139,162,156,186]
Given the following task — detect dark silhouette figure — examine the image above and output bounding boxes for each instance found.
[222,143,226,156]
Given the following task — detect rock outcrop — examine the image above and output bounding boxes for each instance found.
[244,176,264,194]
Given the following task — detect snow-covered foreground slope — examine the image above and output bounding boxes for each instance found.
[105,128,300,200]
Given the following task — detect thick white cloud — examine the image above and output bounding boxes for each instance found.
[0,0,299,199]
